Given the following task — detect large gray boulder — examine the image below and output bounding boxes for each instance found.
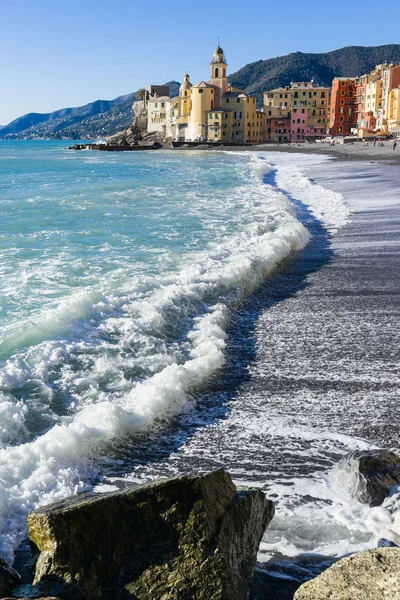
[333,449,400,506]
[0,557,20,597]
[27,469,274,600]
[294,548,400,600]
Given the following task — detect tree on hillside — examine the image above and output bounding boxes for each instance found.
[136,88,146,100]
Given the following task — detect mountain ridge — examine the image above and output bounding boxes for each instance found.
[1,45,400,140]
[228,44,400,104]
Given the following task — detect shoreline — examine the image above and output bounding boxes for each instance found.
[68,139,400,165]
[212,141,400,165]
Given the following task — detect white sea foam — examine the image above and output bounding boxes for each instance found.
[0,153,312,561]
[269,156,350,231]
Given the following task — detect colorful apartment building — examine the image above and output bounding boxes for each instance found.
[263,82,329,142]
[354,64,400,137]
[328,78,357,136]
[293,82,329,140]
[263,87,291,142]
[387,86,400,134]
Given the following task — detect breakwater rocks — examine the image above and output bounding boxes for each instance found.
[68,142,162,151]
[294,548,400,600]
[9,469,274,600]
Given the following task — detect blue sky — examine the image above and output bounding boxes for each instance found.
[1,0,398,125]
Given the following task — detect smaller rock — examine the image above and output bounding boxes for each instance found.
[294,548,400,600]
[333,449,400,506]
[0,558,20,597]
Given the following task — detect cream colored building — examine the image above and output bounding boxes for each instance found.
[147,96,170,134]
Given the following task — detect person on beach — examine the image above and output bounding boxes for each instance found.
[373,138,377,147]
[394,140,397,151]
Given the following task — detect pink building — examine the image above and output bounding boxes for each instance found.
[290,107,309,141]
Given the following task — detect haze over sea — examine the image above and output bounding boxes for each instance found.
[1,141,400,589]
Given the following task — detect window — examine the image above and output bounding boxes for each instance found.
[199,89,203,94]
[215,68,219,77]
[161,102,165,107]
[226,98,229,103]
[237,99,240,103]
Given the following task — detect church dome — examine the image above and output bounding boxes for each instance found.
[180,75,192,89]
[214,46,224,55]
[180,74,192,94]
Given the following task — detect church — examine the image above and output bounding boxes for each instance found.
[146,46,267,143]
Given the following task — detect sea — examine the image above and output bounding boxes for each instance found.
[1,140,400,594]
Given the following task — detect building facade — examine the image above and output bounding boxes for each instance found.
[354,64,400,137]
[263,82,329,142]
[145,46,266,143]
[328,77,357,136]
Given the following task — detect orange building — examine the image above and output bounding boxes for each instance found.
[329,77,357,136]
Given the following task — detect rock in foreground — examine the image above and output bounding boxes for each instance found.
[27,469,274,600]
[333,449,400,506]
[294,548,400,600]
[0,558,20,597]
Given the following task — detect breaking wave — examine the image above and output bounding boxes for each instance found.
[0,152,317,560]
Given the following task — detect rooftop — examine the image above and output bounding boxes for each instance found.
[192,81,214,89]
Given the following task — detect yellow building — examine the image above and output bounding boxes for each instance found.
[387,86,400,134]
[263,87,292,110]
[148,46,266,143]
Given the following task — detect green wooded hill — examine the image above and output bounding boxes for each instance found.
[228,44,400,105]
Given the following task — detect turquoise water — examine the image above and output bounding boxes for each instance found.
[4,142,399,590]
[0,140,309,560]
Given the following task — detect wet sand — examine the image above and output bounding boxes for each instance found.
[107,156,400,599]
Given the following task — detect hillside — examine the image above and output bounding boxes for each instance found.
[228,44,400,105]
[2,45,400,139]
[0,83,180,140]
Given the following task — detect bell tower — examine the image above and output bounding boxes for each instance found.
[209,45,228,108]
